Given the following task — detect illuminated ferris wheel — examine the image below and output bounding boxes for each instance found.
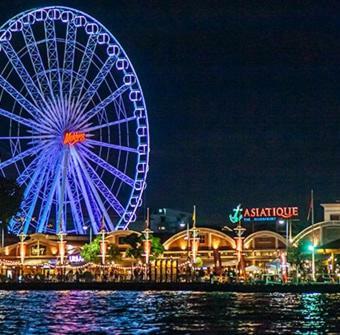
[0,6,150,234]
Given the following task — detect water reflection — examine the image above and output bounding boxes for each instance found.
[0,291,338,334]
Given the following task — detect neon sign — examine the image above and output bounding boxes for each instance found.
[63,132,86,145]
[229,205,299,223]
[244,207,298,219]
[229,204,243,224]
[68,254,84,263]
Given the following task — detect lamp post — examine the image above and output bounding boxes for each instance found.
[234,220,246,278]
[57,229,67,266]
[83,224,92,243]
[100,221,106,265]
[278,219,290,282]
[142,208,153,265]
[308,244,316,281]
[18,232,27,265]
[190,205,199,265]
[278,219,289,245]
[57,218,67,267]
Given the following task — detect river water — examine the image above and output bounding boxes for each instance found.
[0,291,338,334]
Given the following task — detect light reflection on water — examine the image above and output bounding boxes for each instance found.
[0,291,338,334]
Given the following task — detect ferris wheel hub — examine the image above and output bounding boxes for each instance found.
[63,132,86,145]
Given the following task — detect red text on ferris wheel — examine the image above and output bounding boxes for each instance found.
[63,132,86,145]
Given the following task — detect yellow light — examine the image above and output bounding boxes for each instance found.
[212,240,220,250]
[51,247,58,255]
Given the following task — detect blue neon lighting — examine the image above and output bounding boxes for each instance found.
[0,6,150,234]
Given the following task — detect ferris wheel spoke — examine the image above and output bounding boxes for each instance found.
[71,147,115,231]
[0,74,57,130]
[36,152,64,232]
[86,138,138,154]
[0,107,53,134]
[75,84,129,127]
[0,143,45,171]
[22,24,53,98]
[44,18,62,95]
[59,95,73,130]
[21,160,50,234]
[56,149,69,233]
[16,146,50,185]
[62,20,77,96]
[83,175,103,230]
[0,75,53,131]
[80,116,136,133]
[69,150,99,234]
[22,150,51,197]
[68,159,88,232]
[67,171,85,228]
[66,176,84,234]
[80,151,125,218]
[44,96,66,131]
[36,171,54,233]
[1,41,48,109]
[0,135,54,141]
[79,145,134,187]
[0,75,41,119]
[77,55,118,112]
[72,34,98,99]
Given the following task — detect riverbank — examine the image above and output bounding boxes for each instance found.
[0,282,340,292]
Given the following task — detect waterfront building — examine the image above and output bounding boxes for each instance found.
[1,203,340,276]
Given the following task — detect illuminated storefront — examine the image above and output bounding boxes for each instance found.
[1,203,340,273]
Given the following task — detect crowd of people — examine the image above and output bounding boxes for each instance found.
[1,264,339,284]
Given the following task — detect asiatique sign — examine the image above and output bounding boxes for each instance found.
[229,204,299,224]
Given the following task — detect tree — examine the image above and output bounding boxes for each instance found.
[123,233,142,249]
[0,177,23,245]
[123,233,164,261]
[195,256,203,268]
[287,240,311,281]
[81,236,101,263]
[150,236,164,259]
[123,233,143,260]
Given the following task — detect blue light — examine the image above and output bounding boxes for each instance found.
[0,6,150,234]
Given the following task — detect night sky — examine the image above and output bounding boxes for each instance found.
[0,1,339,226]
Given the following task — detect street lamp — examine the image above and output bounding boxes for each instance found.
[308,244,316,281]
[18,232,27,264]
[278,219,289,244]
[83,224,92,243]
[142,208,153,265]
[278,219,290,282]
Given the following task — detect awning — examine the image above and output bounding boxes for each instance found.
[245,265,261,272]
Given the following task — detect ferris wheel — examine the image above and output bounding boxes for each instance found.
[0,6,150,235]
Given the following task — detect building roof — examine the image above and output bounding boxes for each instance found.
[317,238,340,250]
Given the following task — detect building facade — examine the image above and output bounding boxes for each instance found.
[1,203,340,274]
